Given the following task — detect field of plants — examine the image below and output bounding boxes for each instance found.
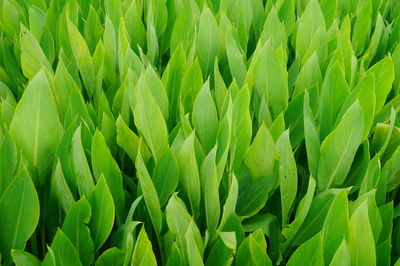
[0,0,399,265]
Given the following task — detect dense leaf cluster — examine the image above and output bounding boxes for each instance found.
[0,0,400,265]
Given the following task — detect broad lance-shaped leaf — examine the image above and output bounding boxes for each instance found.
[176,132,201,216]
[67,18,96,97]
[236,229,272,266]
[296,0,326,63]
[282,177,316,247]
[0,169,39,264]
[116,115,151,163]
[62,198,94,266]
[185,220,204,266]
[219,174,238,230]
[192,80,219,153]
[51,159,75,213]
[201,147,220,238]
[276,130,297,226]
[88,175,115,251]
[166,194,204,264]
[319,63,349,140]
[134,73,169,163]
[42,229,82,266]
[366,56,395,113]
[317,101,364,191]
[244,123,275,179]
[321,190,349,264]
[91,130,125,223]
[136,145,163,234]
[20,24,53,79]
[152,148,179,206]
[12,250,41,266]
[95,247,125,266]
[196,6,219,77]
[131,226,157,266]
[260,7,287,50]
[336,74,376,141]
[303,91,320,178]
[259,43,288,119]
[225,29,247,88]
[287,232,324,266]
[70,125,94,197]
[329,239,350,266]
[231,87,252,169]
[9,69,62,182]
[348,200,376,266]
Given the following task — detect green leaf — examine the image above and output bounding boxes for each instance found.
[296,0,327,64]
[348,201,376,266]
[176,131,201,216]
[352,0,372,56]
[116,115,151,163]
[366,56,395,113]
[237,168,277,217]
[134,73,169,163]
[317,101,364,191]
[337,74,376,141]
[294,53,322,97]
[260,7,287,50]
[192,80,219,153]
[152,148,179,206]
[0,169,39,264]
[236,229,272,266]
[136,145,163,234]
[91,130,125,223]
[70,125,94,197]
[200,147,220,238]
[11,250,41,266]
[9,69,62,181]
[62,198,94,266]
[20,24,53,79]
[225,28,247,88]
[244,123,275,179]
[131,226,157,266]
[303,91,320,178]
[196,7,219,76]
[276,130,297,226]
[0,135,17,196]
[51,159,75,213]
[88,175,115,251]
[231,87,252,169]
[185,220,204,266]
[287,232,324,266]
[95,247,125,266]
[319,63,349,139]
[321,190,349,263]
[282,177,316,242]
[219,174,238,229]
[67,18,96,97]
[328,239,350,266]
[42,229,82,266]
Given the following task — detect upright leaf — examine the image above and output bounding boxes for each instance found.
[136,146,163,234]
[91,130,125,223]
[88,175,115,251]
[0,169,39,264]
[192,81,219,153]
[196,7,219,76]
[317,101,364,191]
[276,130,297,226]
[9,69,62,181]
